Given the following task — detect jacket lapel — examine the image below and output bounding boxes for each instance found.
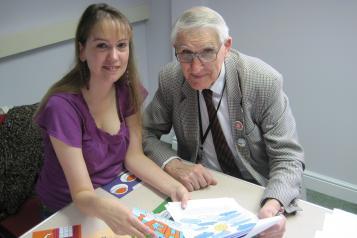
[179,80,200,162]
[225,53,268,186]
[225,53,244,147]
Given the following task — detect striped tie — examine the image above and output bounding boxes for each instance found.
[202,89,243,178]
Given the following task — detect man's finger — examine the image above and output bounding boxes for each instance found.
[197,175,208,188]
[190,178,201,190]
[183,181,194,192]
[202,170,217,186]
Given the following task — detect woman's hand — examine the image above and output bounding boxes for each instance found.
[169,184,191,209]
[97,197,156,238]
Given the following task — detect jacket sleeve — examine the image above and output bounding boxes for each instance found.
[142,68,178,167]
[257,74,305,214]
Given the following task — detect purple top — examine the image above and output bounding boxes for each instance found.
[35,82,147,211]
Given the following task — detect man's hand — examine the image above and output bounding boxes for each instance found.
[164,159,217,191]
[258,199,286,238]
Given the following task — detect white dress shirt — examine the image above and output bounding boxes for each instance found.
[198,64,250,177]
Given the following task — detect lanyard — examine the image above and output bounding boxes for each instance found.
[197,79,227,146]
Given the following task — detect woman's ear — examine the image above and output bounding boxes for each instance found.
[79,42,85,62]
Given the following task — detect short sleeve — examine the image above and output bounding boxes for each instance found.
[35,95,82,148]
[120,82,148,118]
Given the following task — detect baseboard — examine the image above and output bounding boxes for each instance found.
[303,170,357,204]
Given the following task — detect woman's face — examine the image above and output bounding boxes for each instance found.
[79,20,130,84]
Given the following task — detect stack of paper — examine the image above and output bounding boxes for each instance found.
[314,208,357,237]
[152,197,281,238]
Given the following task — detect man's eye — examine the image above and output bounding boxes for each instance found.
[181,50,193,55]
[201,48,215,54]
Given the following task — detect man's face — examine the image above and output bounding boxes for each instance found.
[174,28,232,90]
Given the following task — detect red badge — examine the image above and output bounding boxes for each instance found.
[235,121,243,130]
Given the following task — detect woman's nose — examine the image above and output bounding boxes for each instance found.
[108,47,119,60]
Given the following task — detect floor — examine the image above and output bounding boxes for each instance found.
[306,189,357,214]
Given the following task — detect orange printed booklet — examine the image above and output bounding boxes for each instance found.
[32,224,81,238]
[132,208,184,238]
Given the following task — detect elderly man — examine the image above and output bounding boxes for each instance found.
[143,6,305,238]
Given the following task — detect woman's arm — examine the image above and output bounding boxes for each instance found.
[124,113,190,208]
[50,136,154,238]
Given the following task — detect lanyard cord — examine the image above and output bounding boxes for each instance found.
[197,79,227,145]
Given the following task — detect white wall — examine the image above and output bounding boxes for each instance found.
[145,0,172,102]
[0,0,149,106]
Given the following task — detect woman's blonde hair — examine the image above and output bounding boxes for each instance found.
[35,3,142,121]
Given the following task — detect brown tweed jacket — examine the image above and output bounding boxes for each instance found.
[143,49,305,213]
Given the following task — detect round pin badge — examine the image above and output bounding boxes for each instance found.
[235,121,244,130]
[237,138,246,147]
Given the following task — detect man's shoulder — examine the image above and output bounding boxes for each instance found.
[160,61,182,76]
[228,49,282,79]
[158,61,185,88]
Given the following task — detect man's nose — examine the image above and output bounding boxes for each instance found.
[190,56,203,72]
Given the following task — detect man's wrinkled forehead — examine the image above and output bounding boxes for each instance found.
[174,27,220,50]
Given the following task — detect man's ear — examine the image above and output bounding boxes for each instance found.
[224,37,232,54]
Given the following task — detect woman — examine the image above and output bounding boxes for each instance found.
[34,3,189,237]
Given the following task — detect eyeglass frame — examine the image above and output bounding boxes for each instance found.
[174,43,222,63]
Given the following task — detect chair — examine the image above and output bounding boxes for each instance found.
[0,197,42,238]
[0,104,43,237]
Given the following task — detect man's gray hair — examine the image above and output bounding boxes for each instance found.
[171,6,229,45]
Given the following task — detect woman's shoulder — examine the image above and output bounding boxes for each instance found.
[47,92,82,107]
[45,92,87,118]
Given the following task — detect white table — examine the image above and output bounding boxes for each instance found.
[20,171,330,237]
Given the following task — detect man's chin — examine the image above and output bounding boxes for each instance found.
[187,80,209,90]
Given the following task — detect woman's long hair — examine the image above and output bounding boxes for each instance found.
[34,3,142,121]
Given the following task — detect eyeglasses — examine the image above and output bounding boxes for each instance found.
[175,46,221,63]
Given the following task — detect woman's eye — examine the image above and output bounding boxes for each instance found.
[97,43,108,49]
[117,42,128,49]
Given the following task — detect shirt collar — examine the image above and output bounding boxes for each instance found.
[210,62,226,96]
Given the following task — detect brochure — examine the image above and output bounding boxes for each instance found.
[165,197,282,238]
